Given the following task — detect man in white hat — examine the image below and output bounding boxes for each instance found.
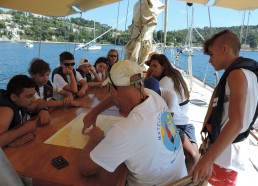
[79,60,187,186]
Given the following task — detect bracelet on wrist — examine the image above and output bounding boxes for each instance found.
[40,106,48,111]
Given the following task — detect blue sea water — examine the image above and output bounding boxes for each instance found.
[0,41,257,89]
[175,49,258,87]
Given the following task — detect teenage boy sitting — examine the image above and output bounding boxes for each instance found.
[29,58,83,108]
[52,51,88,97]
[0,75,51,147]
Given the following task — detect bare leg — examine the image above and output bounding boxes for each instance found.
[181,135,200,174]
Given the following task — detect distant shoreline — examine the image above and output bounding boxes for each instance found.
[0,39,112,45]
[0,40,257,51]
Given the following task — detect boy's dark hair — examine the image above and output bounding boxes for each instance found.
[7,75,36,96]
[28,58,51,75]
[203,29,240,55]
[59,51,74,63]
[94,57,108,67]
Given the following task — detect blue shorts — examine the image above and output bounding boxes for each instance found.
[176,124,197,144]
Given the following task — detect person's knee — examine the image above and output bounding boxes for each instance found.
[185,150,199,163]
[184,144,199,163]
[191,144,200,161]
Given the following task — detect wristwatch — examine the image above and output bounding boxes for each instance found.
[40,106,49,111]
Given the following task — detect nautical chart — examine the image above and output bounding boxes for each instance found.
[44,113,122,149]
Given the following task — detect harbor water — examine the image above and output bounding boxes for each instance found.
[0,41,257,89]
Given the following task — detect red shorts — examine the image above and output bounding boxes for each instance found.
[208,163,238,186]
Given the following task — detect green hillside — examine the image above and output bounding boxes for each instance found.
[0,10,257,49]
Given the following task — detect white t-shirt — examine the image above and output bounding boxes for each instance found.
[215,69,258,172]
[159,76,189,114]
[90,88,187,186]
[53,70,84,89]
[160,87,189,125]
[34,81,62,101]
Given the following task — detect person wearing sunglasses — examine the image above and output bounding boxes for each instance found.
[106,49,119,71]
[52,51,88,98]
[0,75,51,147]
[79,60,187,186]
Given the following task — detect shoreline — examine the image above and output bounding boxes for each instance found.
[0,40,257,52]
[0,39,113,45]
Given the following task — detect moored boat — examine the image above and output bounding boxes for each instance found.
[24,41,33,48]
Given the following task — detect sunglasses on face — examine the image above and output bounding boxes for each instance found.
[63,62,75,67]
[109,55,117,58]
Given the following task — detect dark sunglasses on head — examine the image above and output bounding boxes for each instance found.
[63,62,75,67]
[109,55,117,58]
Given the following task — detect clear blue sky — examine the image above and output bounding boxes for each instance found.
[69,0,258,31]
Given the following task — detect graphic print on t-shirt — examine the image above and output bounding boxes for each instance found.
[158,108,181,152]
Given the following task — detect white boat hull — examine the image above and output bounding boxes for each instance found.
[25,42,33,48]
[86,45,101,50]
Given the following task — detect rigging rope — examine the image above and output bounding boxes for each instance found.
[38,15,43,58]
[75,12,133,51]
[114,1,121,46]
[203,6,219,87]
[121,0,130,59]
[73,12,83,55]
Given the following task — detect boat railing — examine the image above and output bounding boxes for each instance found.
[170,47,218,89]
[202,63,219,87]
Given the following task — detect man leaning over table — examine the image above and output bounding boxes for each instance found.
[0,75,51,147]
[78,60,187,186]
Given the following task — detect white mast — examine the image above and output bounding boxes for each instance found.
[93,21,96,40]
[163,0,169,53]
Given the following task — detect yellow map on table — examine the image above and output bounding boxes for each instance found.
[44,113,122,149]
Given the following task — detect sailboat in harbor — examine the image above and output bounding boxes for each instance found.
[77,21,101,51]
[181,2,196,56]
[24,41,33,48]
[86,41,101,50]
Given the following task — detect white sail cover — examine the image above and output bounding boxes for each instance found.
[0,0,120,17]
[177,0,258,10]
[214,0,258,11]
[124,0,165,66]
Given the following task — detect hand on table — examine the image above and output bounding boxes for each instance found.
[37,110,51,126]
[82,111,98,134]
[85,127,104,143]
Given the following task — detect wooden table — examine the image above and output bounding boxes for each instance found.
[3,86,128,186]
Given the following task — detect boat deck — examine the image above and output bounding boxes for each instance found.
[181,69,213,145]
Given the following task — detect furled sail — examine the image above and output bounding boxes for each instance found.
[124,0,165,66]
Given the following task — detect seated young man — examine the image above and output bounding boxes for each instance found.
[29,58,84,108]
[0,75,51,147]
[79,60,187,186]
[52,51,88,97]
